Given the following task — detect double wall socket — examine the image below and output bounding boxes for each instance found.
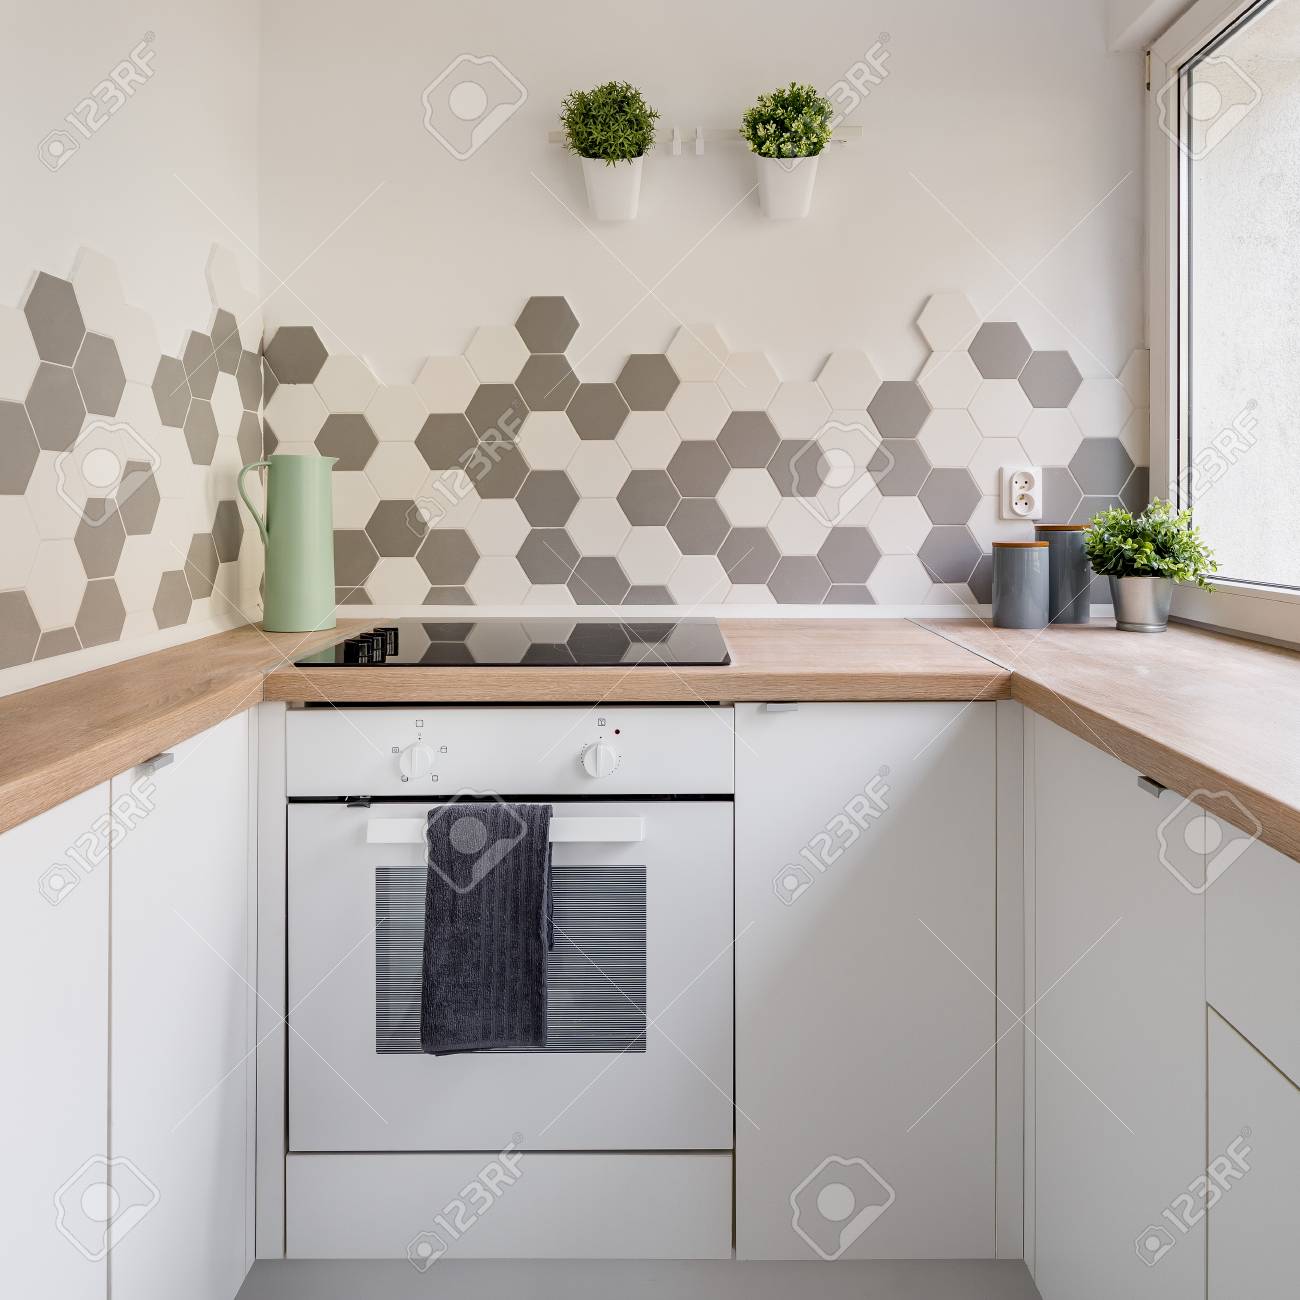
[1000,465,1044,520]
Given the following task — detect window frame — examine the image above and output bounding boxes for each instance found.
[1149,0,1300,643]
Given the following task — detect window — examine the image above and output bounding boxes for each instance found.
[1153,0,1300,625]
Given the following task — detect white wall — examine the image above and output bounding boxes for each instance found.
[258,0,1145,386]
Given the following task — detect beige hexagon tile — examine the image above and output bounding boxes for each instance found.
[968,437,1029,494]
[264,383,327,441]
[464,325,528,383]
[768,382,830,440]
[27,539,86,628]
[466,555,529,604]
[918,409,981,467]
[767,498,833,555]
[666,553,729,605]
[1119,349,1150,409]
[666,382,729,441]
[364,441,429,499]
[0,305,40,401]
[0,495,39,587]
[816,351,881,410]
[717,468,780,526]
[466,498,530,556]
[566,498,631,555]
[414,355,477,413]
[724,584,775,606]
[969,380,1032,439]
[917,351,983,409]
[366,556,425,604]
[69,249,126,338]
[1069,375,1133,440]
[517,411,580,470]
[866,554,932,604]
[916,292,980,352]
[1119,407,1150,468]
[206,246,262,349]
[211,372,243,438]
[418,470,481,529]
[25,451,83,539]
[332,469,380,529]
[665,324,727,382]
[115,532,169,614]
[616,411,680,469]
[967,496,1036,551]
[315,354,379,412]
[1021,409,1084,467]
[366,385,428,441]
[617,527,681,585]
[566,441,630,497]
[717,352,779,409]
[113,305,161,385]
[867,497,931,554]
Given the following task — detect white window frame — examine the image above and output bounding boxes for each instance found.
[1149,0,1300,644]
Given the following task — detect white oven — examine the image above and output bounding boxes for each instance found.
[284,705,735,1155]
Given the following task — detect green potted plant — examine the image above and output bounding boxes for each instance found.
[1084,499,1217,632]
[740,82,834,219]
[560,81,660,221]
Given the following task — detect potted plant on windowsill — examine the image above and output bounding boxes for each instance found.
[1084,499,1218,632]
[561,80,660,222]
[740,82,834,219]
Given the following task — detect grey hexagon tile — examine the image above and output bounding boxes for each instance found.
[1018,350,1082,409]
[919,467,980,523]
[617,354,679,411]
[263,357,279,407]
[424,586,473,606]
[212,500,243,562]
[768,555,830,604]
[316,413,378,470]
[567,383,629,440]
[515,296,579,353]
[184,532,219,598]
[184,399,219,465]
[718,411,779,468]
[466,383,528,439]
[1041,466,1083,522]
[416,412,477,470]
[568,556,629,606]
[337,584,371,605]
[212,309,241,375]
[0,400,39,493]
[625,585,673,605]
[35,627,81,659]
[517,527,579,583]
[1069,437,1134,495]
[334,529,379,587]
[26,363,86,452]
[237,350,262,412]
[366,499,425,556]
[718,527,779,583]
[474,436,529,498]
[152,568,196,634]
[667,440,728,497]
[667,497,730,555]
[75,578,125,647]
[0,590,40,666]
[73,333,125,416]
[182,331,219,400]
[870,439,930,496]
[818,527,881,583]
[1071,495,1123,524]
[1120,466,1150,513]
[75,501,125,577]
[516,354,578,411]
[824,584,876,605]
[265,325,328,384]
[152,356,191,428]
[117,463,160,535]
[24,273,85,364]
[918,525,981,584]
[868,381,930,439]
[968,554,994,604]
[767,439,823,497]
[237,412,263,466]
[517,470,579,526]
[617,469,680,525]
[969,322,1031,380]
[417,527,480,584]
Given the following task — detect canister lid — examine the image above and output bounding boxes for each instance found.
[992,540,1048,547]
[1035,523,1089,531]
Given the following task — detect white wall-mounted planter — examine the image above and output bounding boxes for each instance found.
[755,155,819,220]
[581,156,643,222]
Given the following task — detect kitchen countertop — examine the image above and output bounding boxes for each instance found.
[2,615,1298,863]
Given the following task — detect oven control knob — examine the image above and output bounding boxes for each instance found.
[580,740,620,779]
[398,742,436,782]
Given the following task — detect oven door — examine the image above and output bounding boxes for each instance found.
[287,800,733,1151]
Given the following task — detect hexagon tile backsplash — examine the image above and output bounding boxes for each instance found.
[0,253,1151,675]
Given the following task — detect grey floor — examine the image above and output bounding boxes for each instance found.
[237,1259,1041,1300]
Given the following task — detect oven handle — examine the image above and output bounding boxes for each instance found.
[365,816,645,845]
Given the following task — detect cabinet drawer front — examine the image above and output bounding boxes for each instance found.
[1207,830,1300,1087]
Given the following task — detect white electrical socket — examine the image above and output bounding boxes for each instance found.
[1000,465,1044,520]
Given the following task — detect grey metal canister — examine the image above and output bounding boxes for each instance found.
[1035,523,1092,625]
[991,541,1050,629]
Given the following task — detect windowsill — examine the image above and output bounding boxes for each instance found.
[1172,580,1300,649]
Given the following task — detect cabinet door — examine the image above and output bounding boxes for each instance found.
[1031,717,1205,1300]
[1208,1009,1300,1298]
[735,702,996,1260]
[0,784,110,1299]
[109,711,252,1300]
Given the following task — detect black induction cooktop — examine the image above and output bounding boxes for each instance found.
[294,619,732,668]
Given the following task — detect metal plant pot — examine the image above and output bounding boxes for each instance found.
[1109,575,1174,632]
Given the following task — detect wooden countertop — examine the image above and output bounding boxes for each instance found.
[919,620,1300,861]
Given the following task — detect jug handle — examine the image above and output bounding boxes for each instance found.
[237,461,271,548]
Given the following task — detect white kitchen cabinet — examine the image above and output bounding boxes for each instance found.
[735,701,997,1260]
[1208,1009,1300,1298]
[109,711,254,1300]
[1030,717,1205,1300]
[0,784,111,1300]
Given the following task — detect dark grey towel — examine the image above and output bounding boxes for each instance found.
[420,802,552,1055]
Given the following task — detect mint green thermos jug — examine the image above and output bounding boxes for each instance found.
[237,454,337,633]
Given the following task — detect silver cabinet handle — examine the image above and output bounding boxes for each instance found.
[139,752,175,776]
[763,702,800,713]
[1137,774,1167,799]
